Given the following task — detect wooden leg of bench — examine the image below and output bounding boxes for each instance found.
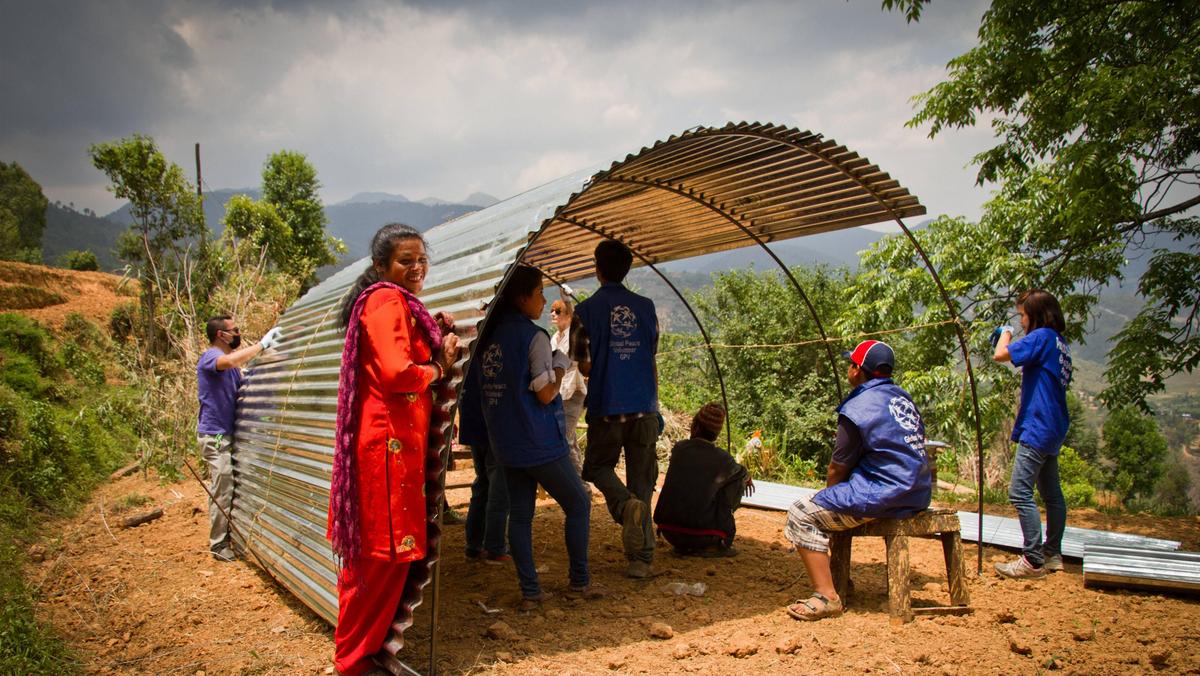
[941,531,970,607]
[885,534,912,624]
[829,533,852,603]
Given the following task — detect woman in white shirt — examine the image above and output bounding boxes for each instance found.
[550,298,587,473]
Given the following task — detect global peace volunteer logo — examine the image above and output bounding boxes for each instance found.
[610,305,637,338]
[888,396,921,432]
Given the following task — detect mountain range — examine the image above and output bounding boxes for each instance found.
[46,189,489,273]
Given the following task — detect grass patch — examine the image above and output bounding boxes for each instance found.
[0,312,142,674]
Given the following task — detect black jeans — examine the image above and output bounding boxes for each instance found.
[582,416,658,563]
[464,441,509,556]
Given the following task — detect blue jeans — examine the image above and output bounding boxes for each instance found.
[1008,443,1066,567]
[505,454,591,598]
[464,441,509,556]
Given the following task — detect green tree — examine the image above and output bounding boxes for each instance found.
[221,194,292,270]
[58,249,99,271]
[1101,405,1169,503]
[660,266,851,470]
[260,150,343,285]
[88,134,206,355]
[882,0,1200,410]
[1064,391,1101,464]
[0,161,49,262]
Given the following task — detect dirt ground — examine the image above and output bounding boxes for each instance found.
[28,465,1200,675]
[0,260,134,331]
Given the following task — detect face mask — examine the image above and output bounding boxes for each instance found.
[229,335,242,349]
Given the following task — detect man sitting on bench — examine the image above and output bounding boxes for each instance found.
[783,339,932,621]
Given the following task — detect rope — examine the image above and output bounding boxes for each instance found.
[656,318,961,358]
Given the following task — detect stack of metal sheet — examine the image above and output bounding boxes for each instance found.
[742,480,1182,559]
[1083,544,1200,593]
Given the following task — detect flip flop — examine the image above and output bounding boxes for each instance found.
[786,592,843,621]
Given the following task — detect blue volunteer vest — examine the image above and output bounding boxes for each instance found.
[576,283,658,419]
[813,378,932,518]
[479,311,569,468]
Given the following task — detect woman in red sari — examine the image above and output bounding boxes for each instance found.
[328,223,459,676]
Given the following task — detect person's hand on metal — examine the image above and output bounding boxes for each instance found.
[434,311,456,333]
[439,333,460,372]
[259,326,283,351]
[989,325,1013,349]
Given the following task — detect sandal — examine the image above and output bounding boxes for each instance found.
[786,592,843,621]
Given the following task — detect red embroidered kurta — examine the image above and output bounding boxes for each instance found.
[330,287,436,562]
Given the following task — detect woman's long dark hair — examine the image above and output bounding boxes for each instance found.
[1017,289,1067,334]
[475,264,543,354]
[337,223,426,329]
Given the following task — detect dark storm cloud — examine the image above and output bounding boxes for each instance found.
[0,0,195,135]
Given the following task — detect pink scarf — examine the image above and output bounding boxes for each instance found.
[329,281,444,567]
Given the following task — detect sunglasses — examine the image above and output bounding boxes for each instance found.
[550,308,564,315]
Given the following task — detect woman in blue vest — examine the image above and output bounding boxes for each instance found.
[992,289,1073,579]
[477,264,599,608]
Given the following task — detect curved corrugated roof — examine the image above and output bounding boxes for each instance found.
[231,121,925,671]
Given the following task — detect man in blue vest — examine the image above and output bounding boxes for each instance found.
[782,339,932,620]
[572,239,660,579]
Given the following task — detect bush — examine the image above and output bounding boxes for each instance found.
[1057,446,1101,508]
[58,250,99,271]
[108,303,136,343]
[0,314,59,371]
[0,352,47,397]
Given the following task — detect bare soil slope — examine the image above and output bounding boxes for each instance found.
[29,465,1200,674]
[0,260,133,331]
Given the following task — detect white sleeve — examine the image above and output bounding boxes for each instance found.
[528,332,557,392]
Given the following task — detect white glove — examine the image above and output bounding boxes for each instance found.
[260,327,284,351]
[551,349,571,372]
[560,284,573,301]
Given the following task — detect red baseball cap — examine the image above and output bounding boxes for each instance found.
[843,339,895,375]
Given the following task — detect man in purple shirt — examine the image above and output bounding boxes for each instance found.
[197,315,281,561]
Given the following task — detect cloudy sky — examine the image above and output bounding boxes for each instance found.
[1,0,996,222]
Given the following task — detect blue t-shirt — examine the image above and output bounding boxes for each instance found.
[1008,327,1072,455]
[196,346,243,436]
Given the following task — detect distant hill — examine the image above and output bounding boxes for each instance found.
[98,189,484,278]
[338,191,411,205]
[41,204,127,272]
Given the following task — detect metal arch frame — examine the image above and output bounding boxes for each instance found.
[547,214,734,452]
[711,127,989,574]
[596,175,845,400]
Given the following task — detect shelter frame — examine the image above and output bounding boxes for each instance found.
[230,122,988,675]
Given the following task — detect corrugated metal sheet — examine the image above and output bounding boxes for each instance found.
[229,122,927,671]
[1084,544,1200,593]
[742,480,1181,559]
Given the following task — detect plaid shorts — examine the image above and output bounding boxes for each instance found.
[784,495,873,553]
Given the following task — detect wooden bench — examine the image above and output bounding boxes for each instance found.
[829,508,971,624]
